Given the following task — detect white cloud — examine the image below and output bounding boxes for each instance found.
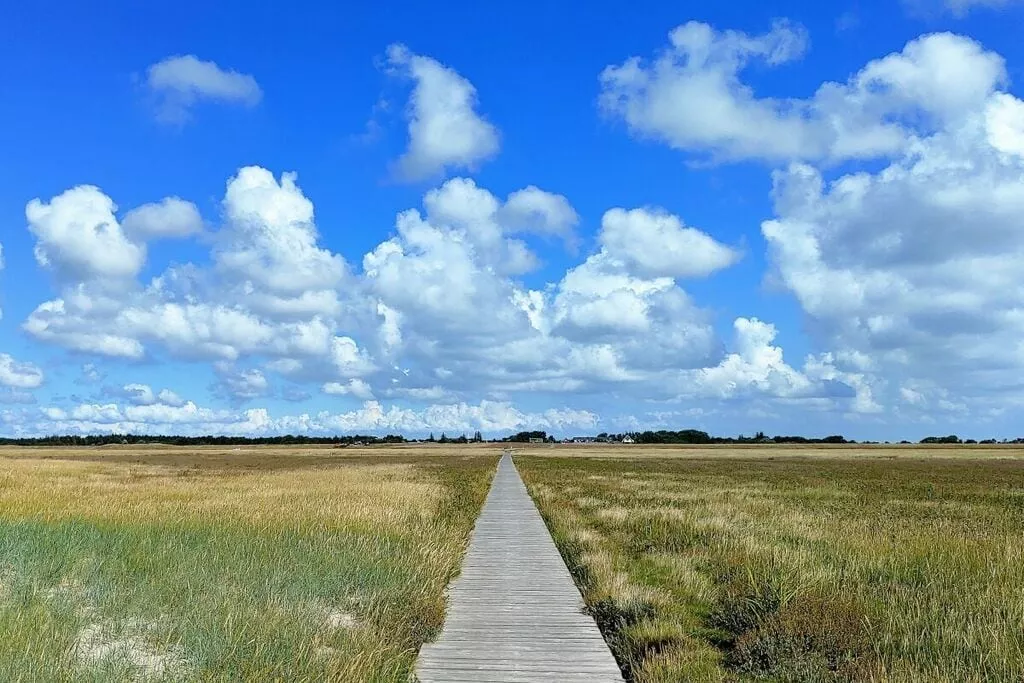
[387,44,500,181]
[122,198,203,240]
[23,167,362,369]
[600,25,1005,163]
[218,167,348,318]
[763,81,1024,410]
[323,379,375,400]
[213,364,270,402]
[499,186,580,247]
[146,55,262,124]
[330,337,375,378]
[0,354,44,390]
[16,164,857,429]
[26,398,598,437]
[117,384,185,408]
[27,186,146,281]
[599,207,739,279]
[158,389,186,407]
[123,383,157,405]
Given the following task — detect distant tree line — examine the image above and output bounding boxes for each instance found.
[0,433,407,447]
[2,430,1020,448]
[422,431,484,444]
[599,430,850,445]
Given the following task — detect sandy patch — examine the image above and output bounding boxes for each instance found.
[321,608,358,630]
[75,620,186,678]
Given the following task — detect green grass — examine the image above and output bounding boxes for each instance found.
[0,448,496,682]
[518,452,1024,682]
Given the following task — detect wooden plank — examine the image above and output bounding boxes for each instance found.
[416,454,623,683]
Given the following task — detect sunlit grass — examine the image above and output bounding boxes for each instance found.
[518,451,1024,682]
[0,446,496,681]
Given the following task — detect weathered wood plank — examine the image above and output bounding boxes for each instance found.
[415,453,623,682]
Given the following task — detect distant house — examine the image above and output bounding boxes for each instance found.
[528,437,545,443]
[621,436,635,444]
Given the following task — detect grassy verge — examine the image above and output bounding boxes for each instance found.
[517,452,1024,682]
[0,447,496,681]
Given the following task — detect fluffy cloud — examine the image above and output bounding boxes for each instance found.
[23,398,598,437]
[690,319,880,413]
[146,55,262,124]
[27,186,146,281]
[499,186,580,247]
[323,379,374,400]
[762,55,1024,410]
[15,159,868,434]
[600,25,1005,163]
[122,198,203,240]
[218,167,349,318]
[23,168,361,366]
[213,364,270,402]
[0,354,43,390]
[120,383,186,407]
[599,208,739,279]
[387,44,500,181]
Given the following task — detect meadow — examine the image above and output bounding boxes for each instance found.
[0,444,496,682]
[517,445,1024,682]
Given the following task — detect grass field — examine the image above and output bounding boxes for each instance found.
[0,445,497,682]
[517,446,1024,682]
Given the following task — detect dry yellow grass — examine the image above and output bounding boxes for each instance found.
[518,446,1024,682]
[0,445,497,682]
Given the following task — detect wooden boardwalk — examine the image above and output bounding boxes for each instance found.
[416,453,623,683]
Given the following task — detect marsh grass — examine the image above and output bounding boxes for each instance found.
[518,452,1024,682]
[0,447,496,682]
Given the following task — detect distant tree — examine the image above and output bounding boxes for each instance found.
[920,435,961,444]
[428,432,436,442]
[505,431,547,443]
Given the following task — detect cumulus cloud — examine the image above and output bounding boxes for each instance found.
[323,379,375,400]
[499,186,581,248]
[600,25,1005,163]
[15,159,865,434]
[146,55,262,124]
[218,167,349,318]
[0,354,44,390]
[599,208,739,279]
[387,44,500,181]
[213,364,270,403]
[25,398,599,438]
[27,186,146,281]
[122,198,203,240]
[116,383,186,407]
[762,54,1024,411]
[123,383,158,405]
[23,167,361,367]
[25,186,208,286]
[689,319,880,413]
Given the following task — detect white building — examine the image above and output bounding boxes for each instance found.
[621,435,635,444]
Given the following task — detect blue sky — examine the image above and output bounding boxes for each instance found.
[2,0,1024,439]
